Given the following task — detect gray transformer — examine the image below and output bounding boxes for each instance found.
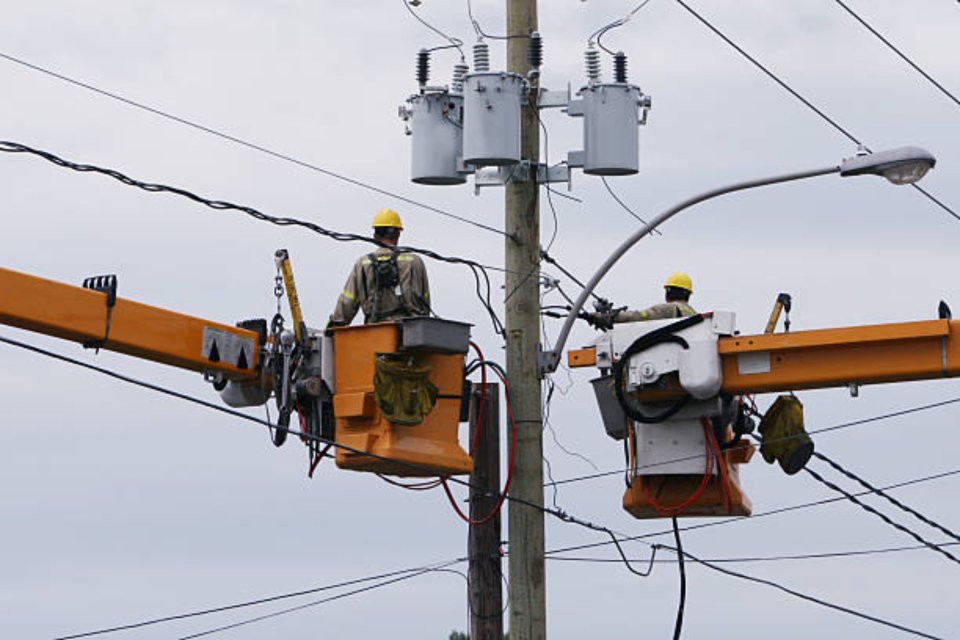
[572,82,649,176]
[404,90,467,185]
[462,72,525,166]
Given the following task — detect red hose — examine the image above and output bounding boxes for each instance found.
[441,364,517,526]
[642,418,715,517]
[468,341,487,456]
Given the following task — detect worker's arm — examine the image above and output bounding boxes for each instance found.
[614,302,693,323]
[406,254,431,316]
[330,258,364,326]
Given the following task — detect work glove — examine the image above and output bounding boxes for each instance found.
[582,311,615,331]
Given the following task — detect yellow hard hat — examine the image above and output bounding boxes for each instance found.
[664,272,693,293]
[372,208,403,230]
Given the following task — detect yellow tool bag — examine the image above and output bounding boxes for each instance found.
[373,355,439,426]
[758,394,814,475]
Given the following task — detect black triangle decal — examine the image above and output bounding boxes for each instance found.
[208,341,221,363]
[236,347,249,369]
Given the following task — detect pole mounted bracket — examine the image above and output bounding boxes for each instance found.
[538,347,560,377]
[473,161,572,194]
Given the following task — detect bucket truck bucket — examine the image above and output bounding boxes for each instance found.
[330,318,473,477]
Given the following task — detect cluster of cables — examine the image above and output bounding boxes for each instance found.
[0,140,505,335]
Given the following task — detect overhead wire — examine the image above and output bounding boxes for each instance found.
[660,546,947,640]
[402,0,465,58]
[0,332,656,582]
[0,52,510,238]
[832,0,960,110]
[466,0,529,40]
[812,451,960,544]
[588,0,656,56]
[545,466,960,556]
[546,541,960,565]
[671,0,960,223]
[803,464,960,566]
[0,140,505,335]
[172,560,466,640]
[54,558,465,640]
[600,176,662,233]
[544,394,960,489]
[9,332,952,638]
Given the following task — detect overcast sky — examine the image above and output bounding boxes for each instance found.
[2,1,959,638]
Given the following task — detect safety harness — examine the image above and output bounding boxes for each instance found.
[368,251,409,323]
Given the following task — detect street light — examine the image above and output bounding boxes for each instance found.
[540,145,938,374]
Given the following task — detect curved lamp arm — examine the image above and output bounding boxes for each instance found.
[539,164,840,375]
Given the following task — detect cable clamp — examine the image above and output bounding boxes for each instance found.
[81,274,118,353]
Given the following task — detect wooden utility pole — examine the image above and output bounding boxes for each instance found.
[468,382,503,640]
[505,0,545,638]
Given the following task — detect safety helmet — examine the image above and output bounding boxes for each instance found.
[372,208,404,230]
[663,272,693,293]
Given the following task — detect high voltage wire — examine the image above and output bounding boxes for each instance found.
[544,395,960,489]
[0,140,503,336]
[672,0,960,223]
[7,333,952,638]
[833,0,960,111]
[0,50,507,238]
[804,464,960,566]
[0,332,649,579]
[545,467,960,556]
[813,451,960,544]
[173,563,463,640]
[663,546,947,640]
[547,541,960,565]
[53,559,466,640]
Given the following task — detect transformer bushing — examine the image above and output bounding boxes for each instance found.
[405,90,467,185]
[462,72,525,166]
[580,83,645,176]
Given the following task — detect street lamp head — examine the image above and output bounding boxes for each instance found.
[839,146,936,185]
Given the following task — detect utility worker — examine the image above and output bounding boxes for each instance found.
[329,208,431,326]
[586,272,696,329]
[614,272,697,323]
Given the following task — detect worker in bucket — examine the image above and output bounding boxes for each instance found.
[328,208,431,326]
[586,272,696,329]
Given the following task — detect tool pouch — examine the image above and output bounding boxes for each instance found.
[758,394,814,475]
[373,354,438,426]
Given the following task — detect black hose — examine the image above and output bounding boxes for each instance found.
[612,314,705,423]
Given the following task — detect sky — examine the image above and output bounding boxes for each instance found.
[1,0,959,638]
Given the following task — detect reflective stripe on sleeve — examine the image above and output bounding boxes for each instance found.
[341,289,358,301]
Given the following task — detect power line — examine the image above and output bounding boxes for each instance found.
[833,0,960,110]
[812,451,960,544]
[804,464,960,566]
[547,541,960,565]
[544,395,960,489]
[663,545,947,640]
[671,0,960,223]
[0,50,507,238]
[0,140,505,335]
[173,561,464,640]
[54,559,465,640]
[600,176,661,232]
[544,467,960,556]
[0,332,659,581]
[401,0,465,58]
[9,335,952,639]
